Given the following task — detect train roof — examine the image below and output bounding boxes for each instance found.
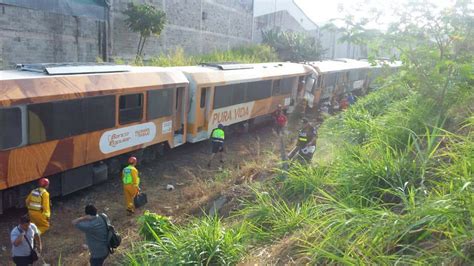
[304,59,402,74]
[0,65,189,106]
[171,62,315,85]
[304,59,371,73]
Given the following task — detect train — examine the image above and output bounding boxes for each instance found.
[0,59,400,213]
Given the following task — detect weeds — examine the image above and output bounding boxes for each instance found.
[114,45,278,67]
[127,215,246,265]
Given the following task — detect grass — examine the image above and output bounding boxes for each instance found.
[126,215,247,266]
[116,45,279,67]
[125,45,473,265]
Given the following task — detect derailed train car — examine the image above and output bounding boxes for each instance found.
[303,59,401,109]
[0,60,399,213]
[0,65,189,212]
[175,62,315,142]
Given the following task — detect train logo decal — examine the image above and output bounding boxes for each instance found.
[209,102,255,130]
[99,122,157,154]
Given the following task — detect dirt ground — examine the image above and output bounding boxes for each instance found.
[0,124,289,266]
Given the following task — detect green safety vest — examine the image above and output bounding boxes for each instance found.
[298,131,308,143]
[211,128,225,141]
[122,165,134,184]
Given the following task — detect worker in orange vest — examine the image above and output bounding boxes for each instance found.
[122,157,140,215]
[25,178,51,235]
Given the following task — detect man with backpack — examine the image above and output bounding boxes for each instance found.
[73,204,112,266]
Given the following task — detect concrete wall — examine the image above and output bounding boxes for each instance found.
[0,0,254,69]
[0,3,101,68]
[253,10,307,42]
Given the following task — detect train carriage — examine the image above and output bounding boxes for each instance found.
[303,59,372,108]
[175,62,315,143]
[0,64,189,213]
[0,60,400,214]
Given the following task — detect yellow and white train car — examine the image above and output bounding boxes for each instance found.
[175,63,315,143]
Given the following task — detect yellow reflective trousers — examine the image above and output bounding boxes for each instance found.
[123,184,139,213]
[28,210,50,235]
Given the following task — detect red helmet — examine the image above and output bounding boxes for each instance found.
[38,178,50,187]
[128,156,137,164]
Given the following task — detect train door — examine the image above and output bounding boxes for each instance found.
[173,87,186,146]
[197,87,210,131]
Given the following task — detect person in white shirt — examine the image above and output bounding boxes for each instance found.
[10,215,41,266]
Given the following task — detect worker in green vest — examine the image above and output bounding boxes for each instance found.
[207,124,225,168]
[122,156,140,215]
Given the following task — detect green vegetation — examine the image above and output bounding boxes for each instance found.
[126,1,472,265]
[262,29,324,62]
[143,45,278,67]
[123,2,166,59]
[127,215,247,265]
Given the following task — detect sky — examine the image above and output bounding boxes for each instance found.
[255,0,459,29]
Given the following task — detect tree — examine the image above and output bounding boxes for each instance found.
[262,29,324,62]
[379,0,473,111]
[123,2,166,60]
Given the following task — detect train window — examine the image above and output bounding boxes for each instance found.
[233,83,247,104]
[28,96,116,144]
[148,88,174,119]
[84,96,116,132]
[200,88,208,108]
[272,80,281,95]
[28,99,84,143]
[305,76,315,92]
[175,89,179,110]
[214,85,234,109]
[316,75,322,88]
[349,69,368,81]
[119,94,143,124]
[280,77,296,94]
[0,107,22,150]
[324,73,337,87]
[246,80,272,101]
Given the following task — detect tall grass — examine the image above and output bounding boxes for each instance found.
[126,45,278,67]
[125,54,473,264]
[127,215,247,265]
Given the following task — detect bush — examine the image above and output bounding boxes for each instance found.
[138,211,174,241]
[128,214,247,265]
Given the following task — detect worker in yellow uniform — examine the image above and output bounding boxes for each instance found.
[122,156,140,215]
[25,178,51,235]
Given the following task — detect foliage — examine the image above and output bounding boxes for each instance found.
[126,1,473,264]
[138,210,174,241]
[147,45,278,67]
[127,215,247,265]
[123,2,166,60]
[262,29,324,62]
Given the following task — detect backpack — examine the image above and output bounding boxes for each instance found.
[99,214,122,254]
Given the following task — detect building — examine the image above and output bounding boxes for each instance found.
[0,0,254,69]
[253,0,367,59]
